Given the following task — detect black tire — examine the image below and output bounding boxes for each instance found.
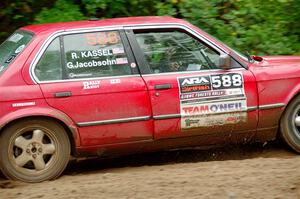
[0,119,70,182]
[280,96,300,153]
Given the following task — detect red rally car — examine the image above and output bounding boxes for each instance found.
[0,16,300,182]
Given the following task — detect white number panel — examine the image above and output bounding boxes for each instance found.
[178,73,247,129]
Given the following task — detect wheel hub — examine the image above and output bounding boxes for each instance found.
[26,142,43,158]
[13,129,56,171]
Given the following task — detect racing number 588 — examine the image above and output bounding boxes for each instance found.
[211,74,243,89]
[85,32,119,45]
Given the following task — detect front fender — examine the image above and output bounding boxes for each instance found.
[283,82,300,106]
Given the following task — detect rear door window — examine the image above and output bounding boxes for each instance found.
[64,31,131,79]
[34,30,132,82]
[35,38,62,81]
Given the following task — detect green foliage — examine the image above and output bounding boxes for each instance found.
[81,0,166,18]
[0,0,56,41]
[155,0,178,16]
[178,0,300,55]
[34,0,86,24]
[1,0,300,55]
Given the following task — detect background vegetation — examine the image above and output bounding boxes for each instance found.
[1,0,299,55]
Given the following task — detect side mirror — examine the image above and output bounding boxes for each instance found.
[218,54,231,70]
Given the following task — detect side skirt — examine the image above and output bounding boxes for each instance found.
[75,128,277,158]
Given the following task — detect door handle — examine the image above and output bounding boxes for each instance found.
[54,91,72,98]
[154,84,172,90]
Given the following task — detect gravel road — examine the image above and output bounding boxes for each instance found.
[1,141,299,199]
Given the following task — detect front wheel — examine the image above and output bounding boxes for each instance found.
[280,96,300,153]
[0,119,70,182]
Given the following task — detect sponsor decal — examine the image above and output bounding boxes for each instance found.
[15,44,25,54]
[69,73,92,78]
[116,57,128,65]
[180,90,226,100]
[181,84,210,93]
[179,75,211,93]
[110,79,121,84]
[83,80,100,90]
[130,63,137,68]
[178,73,244,101]
[8,33,23,43]
[12,102,36,107]
[181,100,247,116]
[112,47,125,54]
[182,112,247,129]
[177,73,247,129]
[181,76,210,85]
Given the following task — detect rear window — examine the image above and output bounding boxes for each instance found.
[0,30,33,75]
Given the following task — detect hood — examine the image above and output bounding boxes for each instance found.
[257,56,300,67]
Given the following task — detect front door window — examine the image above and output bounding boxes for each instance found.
[135,30,221,74]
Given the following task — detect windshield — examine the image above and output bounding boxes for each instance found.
[223,43,250,62]
[205,33,249,62]
[0,30,33,75]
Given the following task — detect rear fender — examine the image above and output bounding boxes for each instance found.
[0,107,80,147]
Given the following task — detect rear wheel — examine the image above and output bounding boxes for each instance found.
[280,96,300,153]
[0,119,70,182]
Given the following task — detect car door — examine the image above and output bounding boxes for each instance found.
[33,29,153,146]
[126,27,258,140]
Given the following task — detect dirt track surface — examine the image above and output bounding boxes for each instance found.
[0,142,300,199]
